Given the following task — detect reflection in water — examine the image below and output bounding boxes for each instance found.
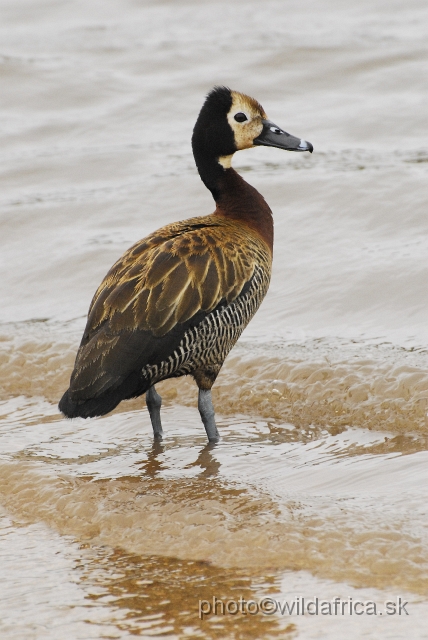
[185,443,222,477]
[80,546,291,639]
[137,439,167,478]
[136,441,221,478]
[1,405,428,596]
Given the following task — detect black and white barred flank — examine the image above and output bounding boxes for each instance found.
[141,264,270,386]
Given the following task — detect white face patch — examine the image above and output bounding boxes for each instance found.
[226,91,266,151]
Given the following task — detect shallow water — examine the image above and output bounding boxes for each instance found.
[1,0,428,638]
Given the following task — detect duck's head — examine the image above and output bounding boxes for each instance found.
[192,86,313,177]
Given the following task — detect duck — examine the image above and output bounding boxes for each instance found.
[59,87,313,442]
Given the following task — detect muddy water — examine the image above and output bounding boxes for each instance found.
[1,0,428,638]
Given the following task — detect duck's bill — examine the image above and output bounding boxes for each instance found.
[253,119,313,153]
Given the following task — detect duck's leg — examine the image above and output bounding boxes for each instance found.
[198,389,219,442]
[146,385,163,439]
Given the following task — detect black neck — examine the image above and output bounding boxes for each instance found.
[193,151,227,201]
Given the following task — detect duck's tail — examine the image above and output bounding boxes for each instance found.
[58,388,123,418]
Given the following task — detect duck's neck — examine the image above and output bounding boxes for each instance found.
[195,154,273,253]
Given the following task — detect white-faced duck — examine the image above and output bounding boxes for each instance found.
[59,87,313,442]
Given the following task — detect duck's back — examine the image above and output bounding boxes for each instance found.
[59,213,272,418]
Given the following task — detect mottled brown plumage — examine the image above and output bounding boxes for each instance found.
[59,86,312,441]
[88,209,270,338]
[70,207,271,399]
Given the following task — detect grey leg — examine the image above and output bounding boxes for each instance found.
[198,389,219,442]
[146,385,163,439]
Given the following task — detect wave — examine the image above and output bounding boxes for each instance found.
[1,320,428,436]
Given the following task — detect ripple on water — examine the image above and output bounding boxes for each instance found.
[0,403,428,598]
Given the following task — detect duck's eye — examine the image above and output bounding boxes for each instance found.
[234,112,248,123]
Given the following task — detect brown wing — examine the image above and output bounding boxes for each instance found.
[85,216,263,338]
[68,215,271,400]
